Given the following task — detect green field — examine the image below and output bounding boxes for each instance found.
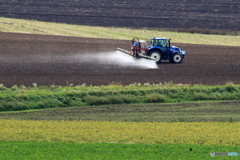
[0,84,239,159]
[0,141,239,160]
[1,17,240,46]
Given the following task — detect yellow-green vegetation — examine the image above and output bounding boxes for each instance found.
[0,120,239,146]
[1,17,240,46]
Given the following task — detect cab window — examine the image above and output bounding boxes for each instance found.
[152,39,166,47]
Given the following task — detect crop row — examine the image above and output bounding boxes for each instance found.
[0,120,239,146]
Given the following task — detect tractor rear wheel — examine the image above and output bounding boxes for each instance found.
[170,53,183,63]
[149,50,162,63]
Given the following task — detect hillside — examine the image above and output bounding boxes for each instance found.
[0,0,240,31]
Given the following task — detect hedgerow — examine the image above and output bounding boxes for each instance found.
[0,83,239,111]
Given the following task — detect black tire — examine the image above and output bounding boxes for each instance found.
[170,53,183,63]
[149,50,162,63]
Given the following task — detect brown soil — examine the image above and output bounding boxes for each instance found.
[1,0,240,31]
[0,32,240,87]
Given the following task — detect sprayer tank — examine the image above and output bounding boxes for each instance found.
[139,40,147,54]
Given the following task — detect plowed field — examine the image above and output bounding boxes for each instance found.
[0,0,240,31]
[0,32,239,87]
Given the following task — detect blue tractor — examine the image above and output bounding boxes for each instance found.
[117,37,186,63]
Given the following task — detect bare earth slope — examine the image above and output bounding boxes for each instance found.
[0,32,239,87]
[0,0,240,31]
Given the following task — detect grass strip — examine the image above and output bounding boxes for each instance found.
[0,83,239,112]
[0,141,239,160]
[1,17,240,46]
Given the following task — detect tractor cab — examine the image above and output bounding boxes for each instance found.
[147,37,185,63]
[150,38,169,54]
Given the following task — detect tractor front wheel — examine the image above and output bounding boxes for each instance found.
[170,53,183,63]
[149,50,162,63]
